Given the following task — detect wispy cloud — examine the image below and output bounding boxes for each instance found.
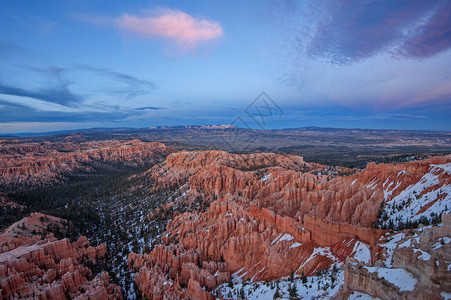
[0,99,161,124]
[0,63,160,114]
[325,113,429,121]
[0,81,81,107]
[135,106,164,110]
[396,1,451,58]
[77,65,157,97]
[115,8,223,50]
[287,0,451,64]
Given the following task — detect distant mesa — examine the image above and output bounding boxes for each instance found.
[147,124,236,129]
[199,124,235,129]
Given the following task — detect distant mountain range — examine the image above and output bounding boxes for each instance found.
[3,125,449,168]
[3,124,450,138]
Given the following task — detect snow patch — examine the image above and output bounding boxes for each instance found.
[378,233,405,267]
[379,163,451,229]
[271,233,294,246]
[279,234,294,242]
[348,291,381,300]
[364,267,417,291]
[352,241,371,264]
[289,242,303,248]
[216,268,344,300]
[261,174,272,182]
[413,249,431,261]
[432,237,451,249]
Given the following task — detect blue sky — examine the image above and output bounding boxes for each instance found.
[0,0,450,133]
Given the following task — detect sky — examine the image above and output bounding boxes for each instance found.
[0,0,450,134]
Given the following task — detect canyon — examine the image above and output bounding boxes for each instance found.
[128,151,451,299]
[0,138,449,299]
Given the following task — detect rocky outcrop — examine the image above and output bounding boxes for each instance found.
[0,139,174,189]
[129,151,450,299]
[342,214,451,299]
[0,212,69,249]
[0,214,122,299]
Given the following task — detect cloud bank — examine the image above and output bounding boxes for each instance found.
[116,8,223,49]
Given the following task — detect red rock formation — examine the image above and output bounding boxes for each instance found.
[0,139,175,188]
[0,214,122,299]
[129,151,450,299]
[0,212,69,250]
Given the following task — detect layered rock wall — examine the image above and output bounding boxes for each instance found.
[0,139,174,188]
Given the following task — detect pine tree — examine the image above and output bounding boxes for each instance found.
[288,283,298,299]
[239,286,245,299]
[301,272,307,284]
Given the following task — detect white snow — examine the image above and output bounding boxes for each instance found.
[271,233,294,246]
[279,234,294,242]
[261,174,272,182]
[383,181,401,199]
[378,233,405,267]
[383,176,391,187]
[216,268,344,300]
[398,239,411,248]
[352,241,371,264]
[380,163,451,229]
[366,179,378,190]
[441,291,451,300]
[364,267,417,291]
[231,267,246,283]
[348,291,381,300]
[413,249,431,261]
[270,234,282,246]
[351,179,357,186]
[289,242,303,248]
[296,247,340,272]
[173,188,190,201]
[432,237,451,249]
[431,163,451,175]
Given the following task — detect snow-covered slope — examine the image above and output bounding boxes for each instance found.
[378,162,451,229]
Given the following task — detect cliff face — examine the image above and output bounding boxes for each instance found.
[128,151,450,299]
[0,213,122,299]
[0,139,175,188]
[342,214,451,300]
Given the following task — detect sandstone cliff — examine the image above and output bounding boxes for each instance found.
[0,213,122,299]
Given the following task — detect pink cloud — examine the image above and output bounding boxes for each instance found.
[116,9,223,49]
